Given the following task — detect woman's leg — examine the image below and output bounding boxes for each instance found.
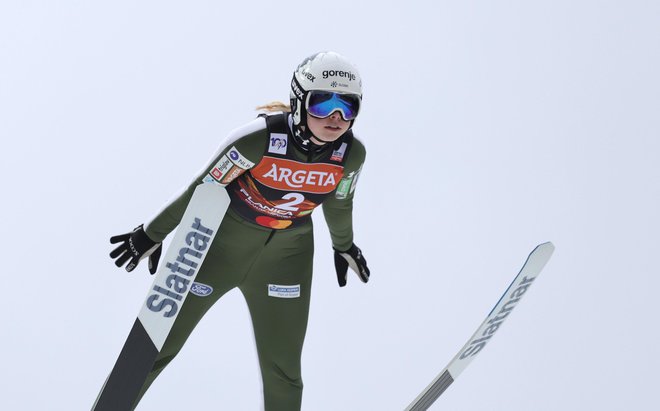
[132,213,269,409]
[239,227,315,411]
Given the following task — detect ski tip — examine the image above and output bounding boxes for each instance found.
[531,242,555,264]
[536,241,554,250]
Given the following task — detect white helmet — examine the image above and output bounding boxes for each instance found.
[290,52,362,144]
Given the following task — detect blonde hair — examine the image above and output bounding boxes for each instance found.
[256,101,291,113]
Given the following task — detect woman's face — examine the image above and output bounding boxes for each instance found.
[306,112,351,144]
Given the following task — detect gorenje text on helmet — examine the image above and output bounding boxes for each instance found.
[322,70,356,81]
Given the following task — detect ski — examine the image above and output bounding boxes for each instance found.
[92,183,229,411]
[404,242,555,411]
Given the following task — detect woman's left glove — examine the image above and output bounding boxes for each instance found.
[333,243,370,287]
[110,224,162,274]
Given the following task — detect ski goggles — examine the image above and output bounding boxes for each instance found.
[305,91,361,121]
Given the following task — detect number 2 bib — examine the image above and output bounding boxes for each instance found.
[227,113,353,230]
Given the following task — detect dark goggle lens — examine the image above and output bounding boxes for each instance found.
[306,91,360,121]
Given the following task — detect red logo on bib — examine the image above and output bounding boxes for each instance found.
[251,157,343,194]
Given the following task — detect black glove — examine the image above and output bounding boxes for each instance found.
[110,225,162,274]
[333,243,370,287]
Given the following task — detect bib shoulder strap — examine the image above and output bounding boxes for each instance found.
[264,112,289,134]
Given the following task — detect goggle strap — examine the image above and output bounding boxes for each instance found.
[291,76,306,101]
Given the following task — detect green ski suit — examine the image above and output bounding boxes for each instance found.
[134,113,366,410]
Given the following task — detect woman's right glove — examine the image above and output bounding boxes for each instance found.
[110,224,162,274]
[333,243,370,287]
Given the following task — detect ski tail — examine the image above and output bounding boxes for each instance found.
[92,183,229,410]
[91,319,159,410]
[404,242,555,411]
[405,370,455,411]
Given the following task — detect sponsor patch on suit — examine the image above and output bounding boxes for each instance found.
[268,284,301,298]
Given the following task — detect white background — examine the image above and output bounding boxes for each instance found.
[1,1,658,410]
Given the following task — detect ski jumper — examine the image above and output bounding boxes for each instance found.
[134,112,366,410]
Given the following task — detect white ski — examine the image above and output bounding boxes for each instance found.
[93,183,229,411]
[404,242,555,411]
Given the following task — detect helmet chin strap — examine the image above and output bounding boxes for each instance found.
[297,126,343,150]
[293,124,329,149]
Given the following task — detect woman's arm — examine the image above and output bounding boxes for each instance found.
[143,118,268,242]
[321,137,366,251]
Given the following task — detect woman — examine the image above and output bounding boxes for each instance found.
[107,51,370,410]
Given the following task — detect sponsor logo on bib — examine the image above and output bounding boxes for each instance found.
[251,157,343,194]
[268,133,288,155]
